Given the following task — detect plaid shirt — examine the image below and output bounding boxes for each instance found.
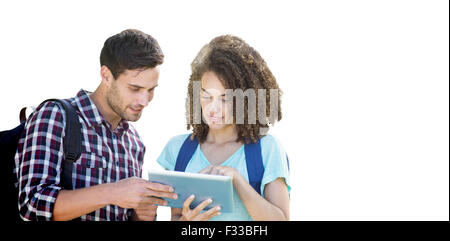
[14,89,145,221]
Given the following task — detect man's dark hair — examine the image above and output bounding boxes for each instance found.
[100,29,164,79]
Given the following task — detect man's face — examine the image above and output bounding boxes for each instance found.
[106,66,160,122]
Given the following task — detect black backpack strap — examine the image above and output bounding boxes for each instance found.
[19,107,27,123]
[40,99,82,190]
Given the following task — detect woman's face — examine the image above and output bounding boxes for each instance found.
[200,71,233,130]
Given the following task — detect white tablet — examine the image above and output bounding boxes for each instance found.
[147,169,234,212]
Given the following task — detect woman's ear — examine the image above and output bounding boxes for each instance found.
[100,65,114,87]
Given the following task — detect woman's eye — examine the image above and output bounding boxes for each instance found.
[223,97,233,103]
[202,96,212,100]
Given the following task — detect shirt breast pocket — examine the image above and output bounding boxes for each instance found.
[76,152,107,168]
[74,152,108,187]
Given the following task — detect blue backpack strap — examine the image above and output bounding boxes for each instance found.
[244,139,265,196]
[175,134,199,172]
[286,154,290,171]
[176,135,284,196]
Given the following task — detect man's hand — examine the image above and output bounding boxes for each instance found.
[130,206,158,221]
[108,177,177,220]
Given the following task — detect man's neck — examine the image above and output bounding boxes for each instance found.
[89,86,121,130]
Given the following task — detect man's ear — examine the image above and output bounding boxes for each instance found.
[100,65,114,87]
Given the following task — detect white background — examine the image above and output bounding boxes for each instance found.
[0,0,448,221]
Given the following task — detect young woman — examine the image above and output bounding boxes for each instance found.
[157,35,290,221]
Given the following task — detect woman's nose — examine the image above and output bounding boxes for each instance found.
[209,98,222,113]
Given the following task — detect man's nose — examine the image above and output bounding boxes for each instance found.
[137,92,151,107]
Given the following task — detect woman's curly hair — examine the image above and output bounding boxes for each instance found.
[186,35,282,144]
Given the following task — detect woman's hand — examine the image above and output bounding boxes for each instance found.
[199,165,240,178]
[199,165,242,185]
[178,194,222,221]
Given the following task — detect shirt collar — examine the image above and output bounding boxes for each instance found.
[73,89,129,135]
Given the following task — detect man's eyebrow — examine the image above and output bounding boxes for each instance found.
[201,88,225,96]
[129,84,143,88]
[129,83,158,90]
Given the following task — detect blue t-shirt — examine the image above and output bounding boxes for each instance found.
[156,133,291,221]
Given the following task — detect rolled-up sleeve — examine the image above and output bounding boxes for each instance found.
[14,101,66,221]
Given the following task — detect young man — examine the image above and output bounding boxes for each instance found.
[14,29,177,221]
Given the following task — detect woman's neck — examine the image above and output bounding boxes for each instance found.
[206,125,238,144]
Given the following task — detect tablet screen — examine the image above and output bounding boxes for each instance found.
[147,169,234,212]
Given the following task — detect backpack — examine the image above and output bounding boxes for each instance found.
[174,134,290,196]
[0,99,82,221]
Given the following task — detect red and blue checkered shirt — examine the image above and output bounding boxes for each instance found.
[14,89,146,221]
